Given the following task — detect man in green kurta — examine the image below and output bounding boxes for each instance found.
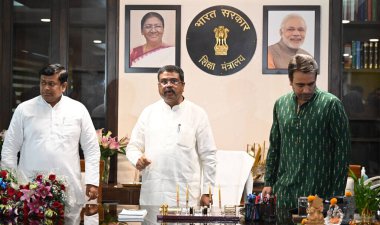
[262,54,351,211]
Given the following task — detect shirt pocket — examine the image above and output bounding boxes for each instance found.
[62,117,81,139]
[176,123,196,149]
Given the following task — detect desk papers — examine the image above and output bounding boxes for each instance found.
[118,209,147,221]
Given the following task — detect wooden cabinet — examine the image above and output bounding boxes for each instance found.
[103,184,141,205]
[329,0,380,177]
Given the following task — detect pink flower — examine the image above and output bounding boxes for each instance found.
[36,185,52,199]
[119,136,129,148]
[96,128,129,158]
[27,198,44,214]
[101,136,110,149]
[20,189,36,203]
[108,137,120,150]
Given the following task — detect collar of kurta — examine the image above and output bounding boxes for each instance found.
[38,94,65,109]
[161,98,187,112]
[291,88,320,105]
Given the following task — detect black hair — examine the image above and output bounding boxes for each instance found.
[157,65,184,82]
[141,12,165,31]
[39,63,68,84]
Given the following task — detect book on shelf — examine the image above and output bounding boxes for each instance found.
[368,0,372,21]
[118,209,147,222]
[343,0,348,20]
[357,40,361,69]
[351,40,357,69]
[363,41,369,69]
[348,40,379,70]
[373,0,378,21]
[374,42,378,69]
[342,0,380,21]
[369,42,373,69]
[344,43,352,69]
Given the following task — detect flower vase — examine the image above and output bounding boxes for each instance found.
[101,157,110,184]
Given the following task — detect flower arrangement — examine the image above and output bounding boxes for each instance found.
[96,128,129,183]
[0,170,67,224]
[17,173,67,221]
[0,169,20,217]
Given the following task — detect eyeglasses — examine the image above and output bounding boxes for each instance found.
[158,78,182,86]
[143,24,163,31]
[40,80,60,88]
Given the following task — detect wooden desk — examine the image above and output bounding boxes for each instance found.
[102,183,141,205]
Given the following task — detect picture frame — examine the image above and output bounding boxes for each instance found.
[262,5,320,74]
[125,5,181,73]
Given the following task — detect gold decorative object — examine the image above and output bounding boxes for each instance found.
[304,195,324,225]
[213,26,229,55]
[160,204,169,215]
[247,141,267,182]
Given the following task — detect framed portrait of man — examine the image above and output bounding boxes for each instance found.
[262,5,320,74]
[125,5,181,73]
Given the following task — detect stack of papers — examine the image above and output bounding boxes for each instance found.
[118,209,147,222]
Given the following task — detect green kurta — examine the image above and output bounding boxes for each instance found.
[264,89,351,209]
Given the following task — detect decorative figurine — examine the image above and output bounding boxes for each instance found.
[160,204,169,215]
[325,197,344,225]
[303,195,325,225]
[342,191,355,224]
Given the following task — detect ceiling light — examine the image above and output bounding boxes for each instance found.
[93,40,102,44]
[41,18,51,23]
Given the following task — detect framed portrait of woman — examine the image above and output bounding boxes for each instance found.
[262,5,320,74]
[125,5,181,73]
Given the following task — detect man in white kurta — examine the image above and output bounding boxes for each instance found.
[1,64,100,206]
[126,65,217,206]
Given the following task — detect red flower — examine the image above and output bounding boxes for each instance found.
[48,174,56,181]
[0,170,7,178]
[19,184,30,190]
[51,201,64,210]
[36,175,43,182]
[16,191,23,200]
[7,186,16,197]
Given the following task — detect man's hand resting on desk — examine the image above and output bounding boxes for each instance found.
[262,186,272,197]
[136,155,152,171]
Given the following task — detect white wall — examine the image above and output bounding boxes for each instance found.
[117,0,330,184]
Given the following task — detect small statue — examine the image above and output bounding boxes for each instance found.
[325,198,343,225]
[160,204,169,215]
[303,195,325,225]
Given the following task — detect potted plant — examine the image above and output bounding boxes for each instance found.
[349,170,380,224]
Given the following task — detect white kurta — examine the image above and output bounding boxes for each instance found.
[126,99,217,206]
[1,95,100,206]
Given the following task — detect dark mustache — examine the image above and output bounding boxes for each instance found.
[164,88,175,94]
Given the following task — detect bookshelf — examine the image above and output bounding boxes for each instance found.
[329,0,380,177]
